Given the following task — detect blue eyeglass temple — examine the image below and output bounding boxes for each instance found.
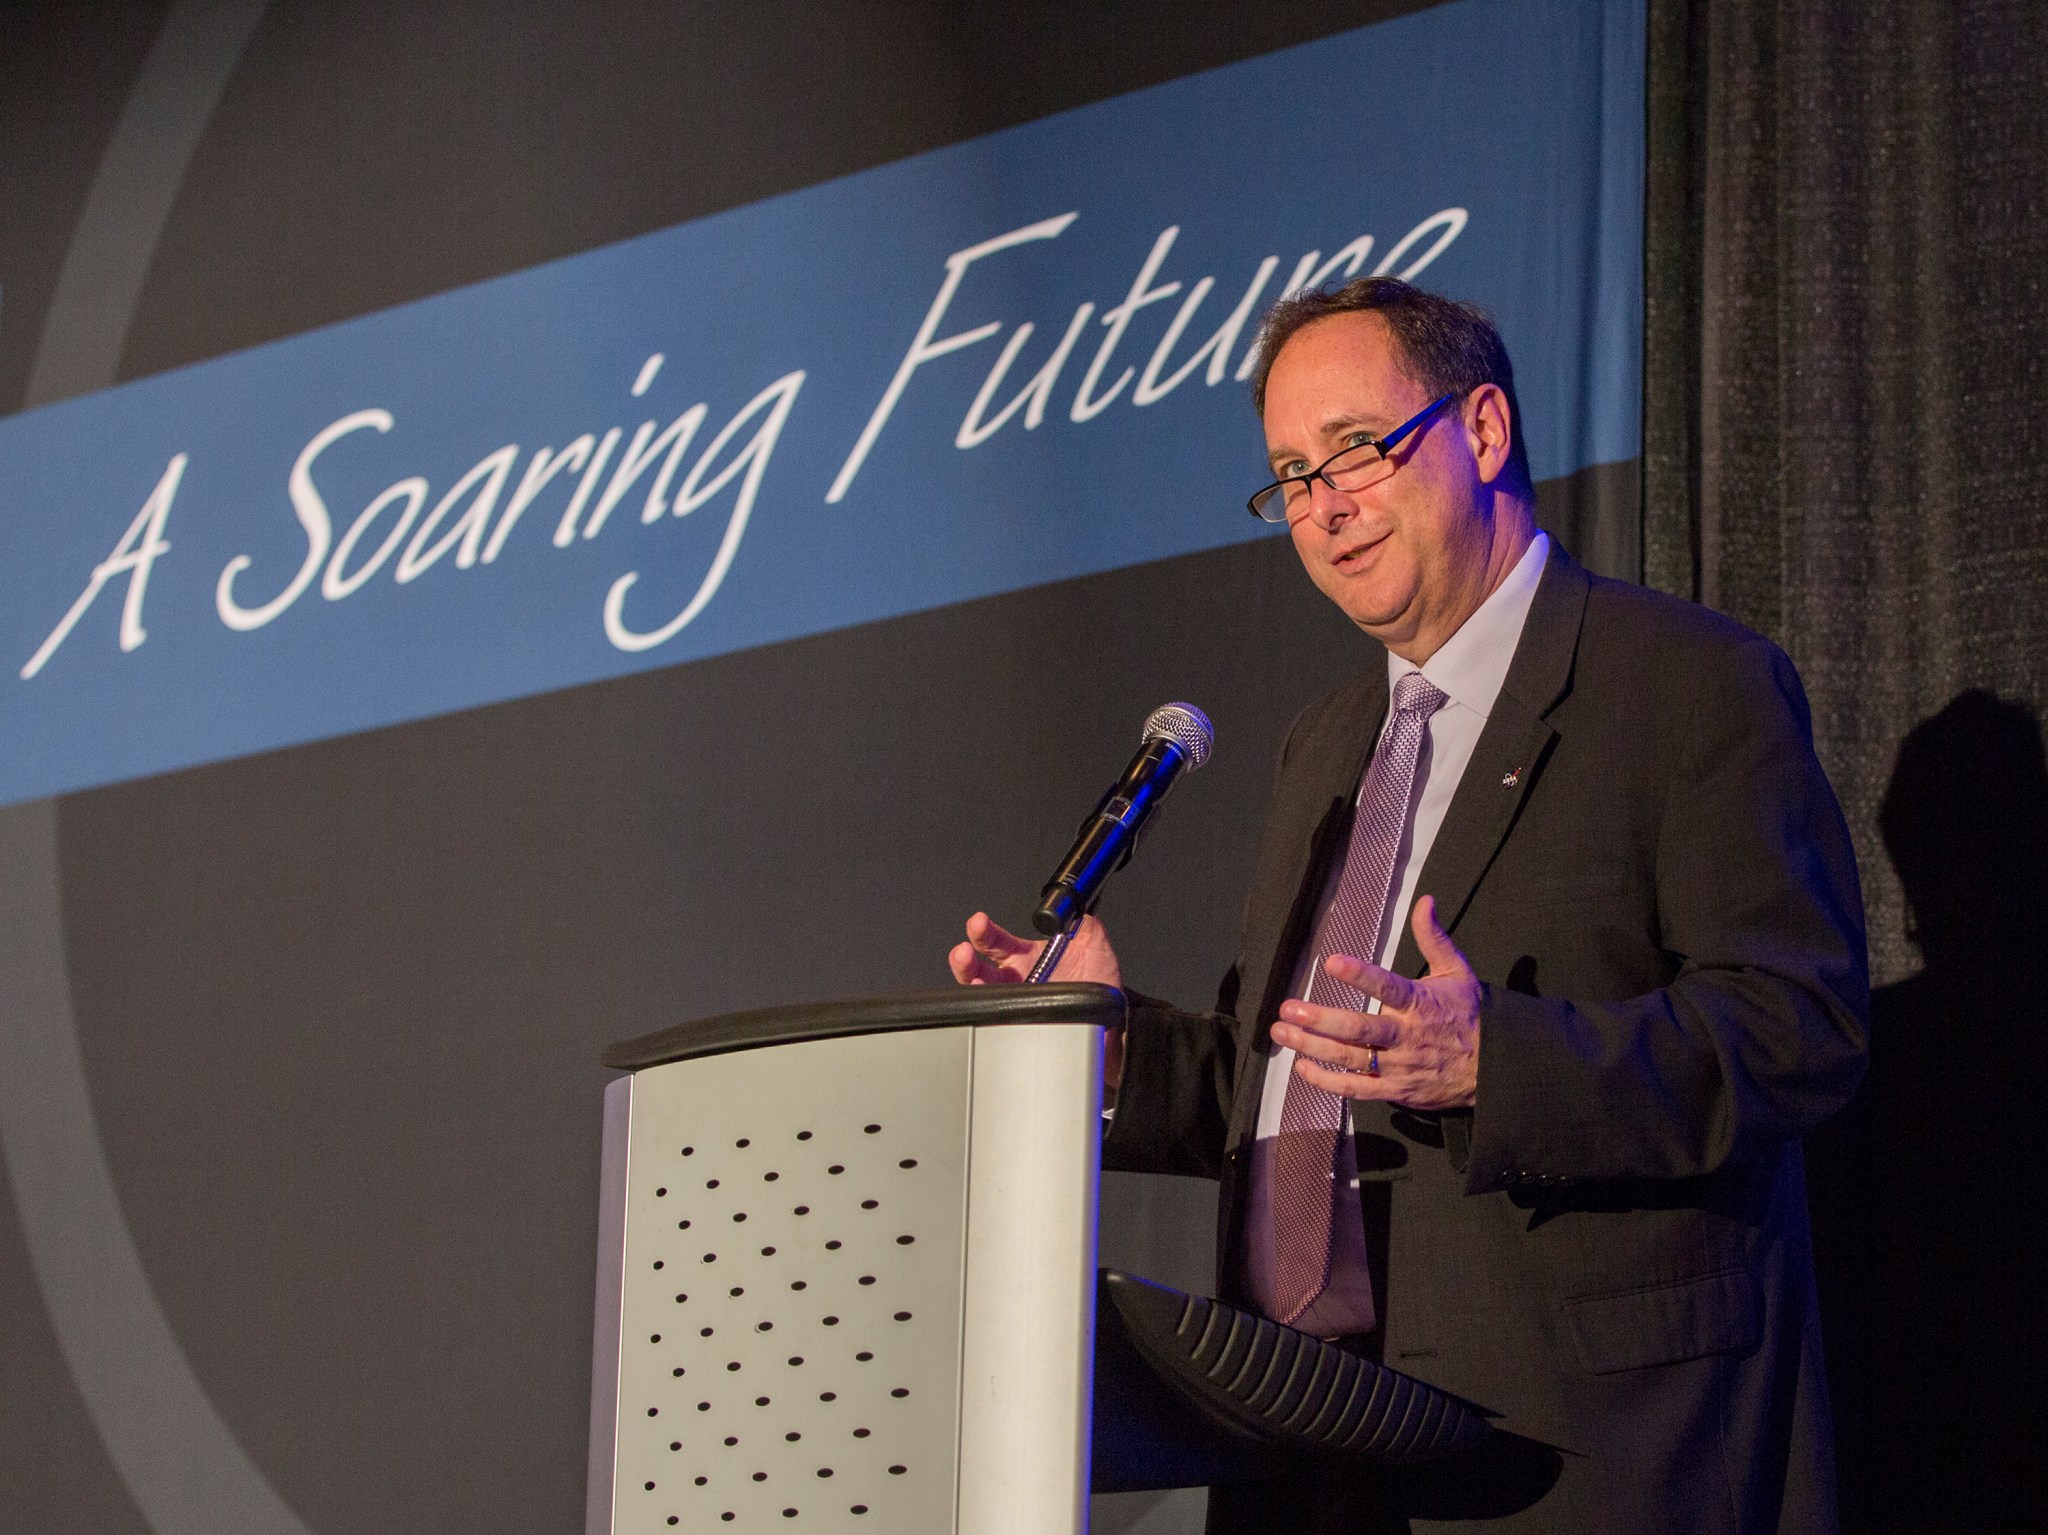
[1381,392,1457,449]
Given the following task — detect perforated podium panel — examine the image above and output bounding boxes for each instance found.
[589,992,1114,1535]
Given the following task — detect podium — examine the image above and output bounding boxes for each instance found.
[587,987,1487,1533]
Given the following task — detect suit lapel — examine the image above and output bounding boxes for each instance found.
[1223,668,1387,1150]
[1222,546,1590,1131]
[1390,545,1591,978]
[1243,672,1387,1028]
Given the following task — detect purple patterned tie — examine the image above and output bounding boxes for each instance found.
[1270,671,1448,1326]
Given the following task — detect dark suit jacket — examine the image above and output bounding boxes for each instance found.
[1104,546,1869,1534]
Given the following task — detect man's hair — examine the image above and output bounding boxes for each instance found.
[1249,277,1533,495]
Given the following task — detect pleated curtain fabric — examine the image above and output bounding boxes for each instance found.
[1643,0,2048,987]
[1642,6,2048,1529]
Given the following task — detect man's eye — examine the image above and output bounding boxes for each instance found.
[1279,461,1309,478]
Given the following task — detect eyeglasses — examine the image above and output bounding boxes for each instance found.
[1246,393,1457,523]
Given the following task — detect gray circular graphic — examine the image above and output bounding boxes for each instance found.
[0,3,313,1533]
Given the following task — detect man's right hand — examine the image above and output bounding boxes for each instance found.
[948,912,1127,1090]
[947,911,1123,988]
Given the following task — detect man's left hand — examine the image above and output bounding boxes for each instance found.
[1270,894,1482,1110]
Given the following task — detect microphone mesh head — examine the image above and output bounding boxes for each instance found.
[1142,702,1214,771]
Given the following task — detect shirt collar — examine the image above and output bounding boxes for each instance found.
[1387,531,1550,721]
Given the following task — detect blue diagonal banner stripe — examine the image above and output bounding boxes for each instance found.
[0,0,1643,807]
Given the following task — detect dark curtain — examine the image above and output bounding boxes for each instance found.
[1644,3,2048,1529]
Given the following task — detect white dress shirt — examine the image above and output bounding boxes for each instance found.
[1243,532,1550,1338]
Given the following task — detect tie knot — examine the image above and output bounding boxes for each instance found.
[1392,672,1448,718]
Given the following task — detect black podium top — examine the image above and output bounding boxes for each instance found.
[603,983,1128,1070]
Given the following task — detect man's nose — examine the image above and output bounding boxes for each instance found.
[1298,475,1356,533]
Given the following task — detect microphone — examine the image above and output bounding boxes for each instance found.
[1032,702,1215,936]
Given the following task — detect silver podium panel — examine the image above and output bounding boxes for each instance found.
[591,1021,1102,1535]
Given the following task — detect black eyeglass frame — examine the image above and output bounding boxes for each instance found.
[1245,392,1459,523]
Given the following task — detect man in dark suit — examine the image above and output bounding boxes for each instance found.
[951,278,1867,1532]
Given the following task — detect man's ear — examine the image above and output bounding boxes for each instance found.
[1465,383,1515,486]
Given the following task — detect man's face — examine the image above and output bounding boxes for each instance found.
[1260,312,1498,657]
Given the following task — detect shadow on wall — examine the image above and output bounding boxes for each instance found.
[1807,690,2048,1533]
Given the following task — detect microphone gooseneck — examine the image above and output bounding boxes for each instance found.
[1030,702,1215,947]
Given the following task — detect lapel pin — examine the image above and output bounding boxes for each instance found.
[1501,767,1521,788]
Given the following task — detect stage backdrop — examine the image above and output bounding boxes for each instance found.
[0,3,1643,1532]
